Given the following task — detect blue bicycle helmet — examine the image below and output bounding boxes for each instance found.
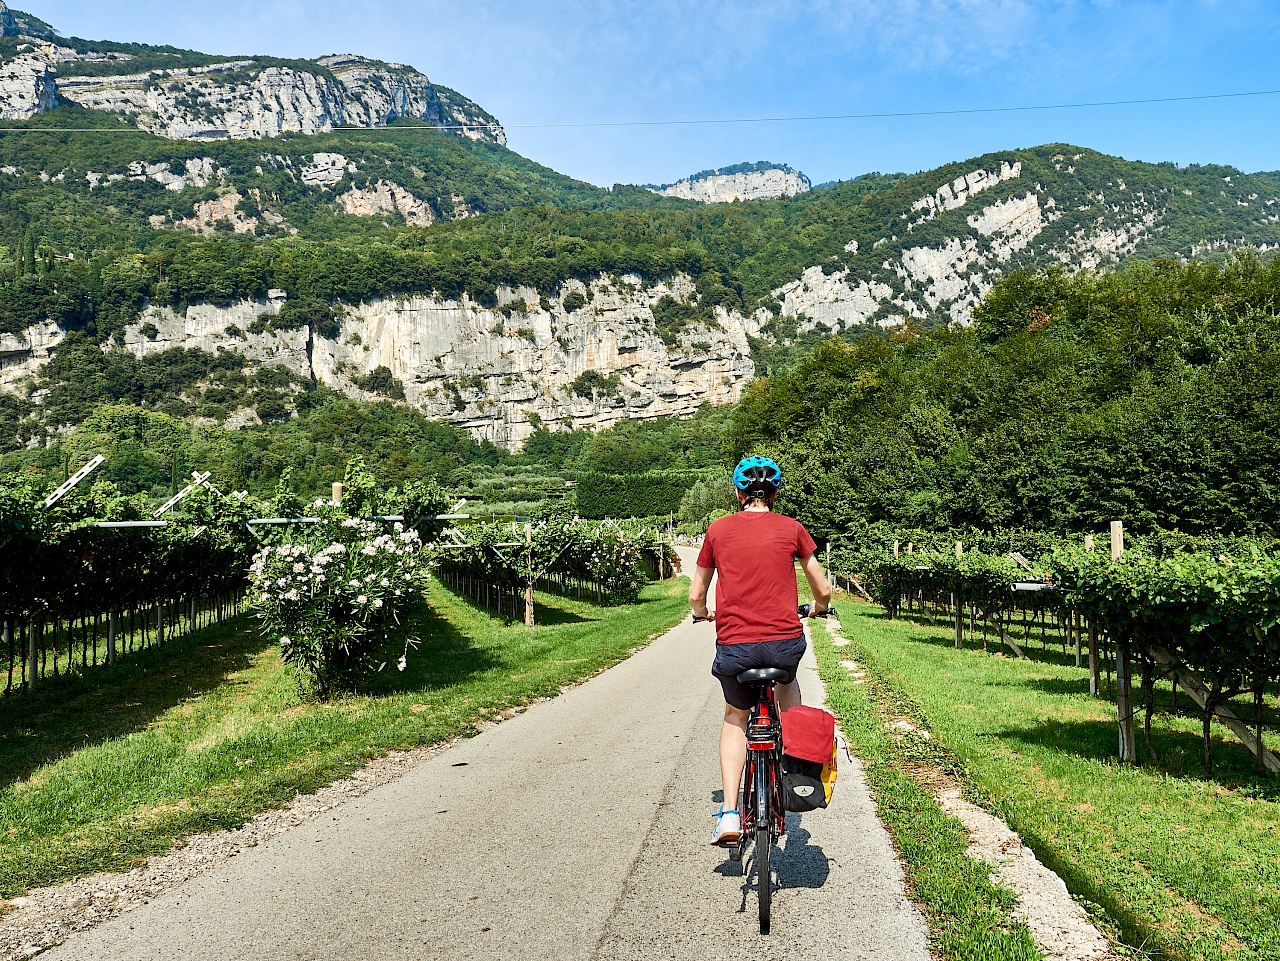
[733,455,782,494]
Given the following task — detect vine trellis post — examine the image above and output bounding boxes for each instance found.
[524,524,535,628]
[1111,520,1138,764]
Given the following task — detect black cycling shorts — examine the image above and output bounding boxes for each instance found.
[711,635,806,710]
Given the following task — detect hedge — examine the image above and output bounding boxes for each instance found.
[575,470,709,519]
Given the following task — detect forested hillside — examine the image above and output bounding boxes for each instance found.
[735,252,1280,539]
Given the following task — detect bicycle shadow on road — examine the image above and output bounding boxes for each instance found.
[776,818,831,889]
[709,815,832,893]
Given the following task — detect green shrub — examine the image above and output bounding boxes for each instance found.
[678,474,733,526]
[562,290,587,311]
[353,365,406,400]
[569,370,621,399]
[576,469,707,519]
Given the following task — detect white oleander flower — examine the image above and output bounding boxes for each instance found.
[397,654,407,672]
[357,595,368,605]
[373,598,384,608]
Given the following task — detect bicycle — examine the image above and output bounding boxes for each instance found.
[696,604,836,934]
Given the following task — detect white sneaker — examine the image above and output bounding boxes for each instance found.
[711,808,741,846]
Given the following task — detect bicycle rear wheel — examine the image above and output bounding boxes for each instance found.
[755,757,772,933]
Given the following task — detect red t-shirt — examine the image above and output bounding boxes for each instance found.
[696,511,818,645]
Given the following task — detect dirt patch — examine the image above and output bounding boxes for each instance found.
[937,788,1118,961]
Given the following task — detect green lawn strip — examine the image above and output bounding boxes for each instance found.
[808,618,1042,961]
[0,578,688,898]
[830,603,1280,961]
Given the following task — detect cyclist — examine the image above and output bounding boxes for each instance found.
[688,455,832,846]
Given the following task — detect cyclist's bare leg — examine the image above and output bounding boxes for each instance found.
[720,704,749,807]
[776,678,801,712]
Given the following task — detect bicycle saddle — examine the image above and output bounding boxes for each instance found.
[736,667,794,686]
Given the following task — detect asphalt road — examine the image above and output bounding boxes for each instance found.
[45,549,929,960]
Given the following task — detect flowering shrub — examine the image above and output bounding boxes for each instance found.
[249,511,432,698]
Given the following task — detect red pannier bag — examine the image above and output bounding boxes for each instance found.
[780,706,838,811]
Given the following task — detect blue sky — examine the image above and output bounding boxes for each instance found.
[25,1,1280,187]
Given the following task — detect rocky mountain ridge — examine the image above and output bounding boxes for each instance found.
[647,161,811,202]
[8,145,1280,450]
[0,4,503,143]
[2,274,754,449]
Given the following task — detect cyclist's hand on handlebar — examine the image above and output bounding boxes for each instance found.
[692,611,716,623]
[798,603,837,619]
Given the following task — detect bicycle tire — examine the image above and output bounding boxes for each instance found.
[756,757,772,933]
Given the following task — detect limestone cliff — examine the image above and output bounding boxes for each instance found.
[647,162,811,202]
[0,7,504,144]
[98,274,757,449]
[770,154,1191,333]
[0,52,54,119]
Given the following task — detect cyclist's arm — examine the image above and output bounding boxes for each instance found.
[799,553,832,613]
[689,565,714,620]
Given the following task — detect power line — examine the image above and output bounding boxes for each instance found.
[1,87,1278,134]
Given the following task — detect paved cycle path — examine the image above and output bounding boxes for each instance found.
[45,549,929,960]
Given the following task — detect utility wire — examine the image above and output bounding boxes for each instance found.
[1,87,1278,134]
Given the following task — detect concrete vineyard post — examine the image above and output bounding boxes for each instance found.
[1116,642,1137,763]
[1088,620,1100,696]
[1084,531,1101,694]
[524,524,535,628]
[107,611,117,666]
[27,620,36,690]
[332,482,343,506]
[1110,521,1137,763]
[893,540,899,559]
[955,542,963,649]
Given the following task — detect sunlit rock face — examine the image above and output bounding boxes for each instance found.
[0,2,505,146]
[648,163,811,203]
[109,274,757,450]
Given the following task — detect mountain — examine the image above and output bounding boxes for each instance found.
[0,3,503,144]
[646,161,812,202]
[0,7,1277,453]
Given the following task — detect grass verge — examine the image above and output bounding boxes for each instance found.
[809,617,1043,961]
[0,578,688,898]
[822,601,1280,961]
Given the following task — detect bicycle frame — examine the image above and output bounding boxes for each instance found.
[735,680,786,858]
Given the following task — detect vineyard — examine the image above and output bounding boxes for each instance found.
[829,523,1280,774]
[0,458,678,696]
[435,517,678,625]
[0,469,258,693]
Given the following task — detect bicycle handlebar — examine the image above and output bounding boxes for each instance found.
[694,605,836,623]
[798,603,837,619]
